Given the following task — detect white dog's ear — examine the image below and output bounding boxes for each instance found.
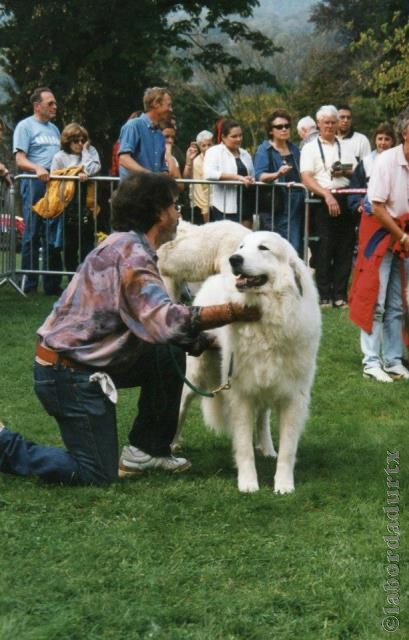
[290,260,303,297]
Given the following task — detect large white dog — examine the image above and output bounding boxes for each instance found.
[175,231,321,494]
[157,219,251,300]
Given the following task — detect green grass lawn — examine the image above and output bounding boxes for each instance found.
[0,287,407,640]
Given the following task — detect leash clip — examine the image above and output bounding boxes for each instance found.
[211,379,231,394]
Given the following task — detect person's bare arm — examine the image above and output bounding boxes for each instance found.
[182,143,199,178]
[372,201,409,252]
[15,151,50,182]
[301,170,340,216]
[118,152,150,174]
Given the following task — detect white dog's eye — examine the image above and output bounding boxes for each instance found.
[258,245,269,251]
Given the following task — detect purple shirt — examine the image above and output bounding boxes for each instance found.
[38,231,197,368]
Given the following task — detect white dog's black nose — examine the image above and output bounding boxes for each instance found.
[229,254,243,269]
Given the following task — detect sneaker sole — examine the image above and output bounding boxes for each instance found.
[384,373,408,380]
[363,373,393,383]
[118,460,191,477]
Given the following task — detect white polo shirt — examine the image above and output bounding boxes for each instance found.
[367,145,409,219]
[300,136,356,189]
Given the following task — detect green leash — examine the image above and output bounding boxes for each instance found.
[170,347,233,398]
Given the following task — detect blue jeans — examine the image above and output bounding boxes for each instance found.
[20,178,62,294]
[0,344,185,485]
[361,250,409,369]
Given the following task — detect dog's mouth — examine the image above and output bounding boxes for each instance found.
[234,273,268,290]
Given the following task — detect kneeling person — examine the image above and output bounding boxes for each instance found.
[0,173,259,485]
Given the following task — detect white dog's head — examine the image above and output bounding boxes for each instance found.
[229,231,305,297]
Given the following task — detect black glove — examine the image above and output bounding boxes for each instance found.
[186,332,217,357]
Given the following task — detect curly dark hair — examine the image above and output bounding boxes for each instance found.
[111,173,179,233]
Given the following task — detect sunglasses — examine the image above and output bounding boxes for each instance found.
[272,123,290,130]
[71,137,86,143]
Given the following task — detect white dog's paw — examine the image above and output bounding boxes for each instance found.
[238,475,259,493]
[274,476,295,494]
[170,438,182,453]
[255,442,277,459]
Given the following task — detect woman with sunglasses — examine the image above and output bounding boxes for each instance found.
[254,109,304,256]
[50,123,101,274]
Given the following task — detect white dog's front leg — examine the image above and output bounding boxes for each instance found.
[229,397,259,492]
[255,409,277,458]
[274,397,308,494]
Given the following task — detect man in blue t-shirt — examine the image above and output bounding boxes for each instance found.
[13,86,61,295]
[118,87,172,179]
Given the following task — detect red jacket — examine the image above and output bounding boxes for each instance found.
[349,212,409,337]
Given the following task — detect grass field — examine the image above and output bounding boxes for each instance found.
[0,287,407,640]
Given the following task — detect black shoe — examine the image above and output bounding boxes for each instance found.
[319,298,332,308]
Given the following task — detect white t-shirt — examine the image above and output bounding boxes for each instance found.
[300,136,356,189]
[367,145,409,219]
[338,131,371,162]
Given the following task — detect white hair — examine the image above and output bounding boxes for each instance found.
[196,130,213,144]
[316,105,339,122]
[296,116,316,133]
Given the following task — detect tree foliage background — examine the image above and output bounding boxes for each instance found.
[0,0,279,167]
[0,0,408,165]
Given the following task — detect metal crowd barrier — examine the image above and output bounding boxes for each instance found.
[0,172,367,297]
[1,174,120,296]
[0,178,23,293]
[180,178,316,263]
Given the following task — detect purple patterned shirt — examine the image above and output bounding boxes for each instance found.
[37,231,197,368]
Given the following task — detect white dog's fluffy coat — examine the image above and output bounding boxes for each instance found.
[157,219,250,300]
[175,231,321,493]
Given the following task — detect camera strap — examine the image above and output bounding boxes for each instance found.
[317,137,341,173]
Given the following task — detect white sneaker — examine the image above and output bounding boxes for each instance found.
[383,363,409,380]
[363,366,393,383]
[118,445,191,478]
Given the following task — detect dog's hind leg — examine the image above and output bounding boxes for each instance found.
[228,396,259,493]
[274,394,309,494]
[172,382,196,451]
[255,409,277,458]
[172,349,218,450]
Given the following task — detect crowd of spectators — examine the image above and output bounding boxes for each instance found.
[2,87,409,383]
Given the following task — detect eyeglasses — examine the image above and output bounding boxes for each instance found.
[71,137,86,144]
[272,123,290,130]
